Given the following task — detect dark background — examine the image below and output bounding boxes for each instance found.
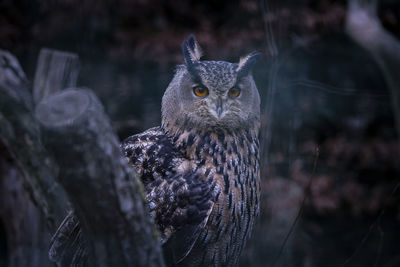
[1,0,400,266]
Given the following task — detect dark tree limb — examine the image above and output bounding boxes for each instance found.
[36,89,165,267]
[1,48,165,266]
[0,155,54,267]
[346,0,400,137]
[0,50,71,267]
[0,50,69,231]
[33,48,80,104]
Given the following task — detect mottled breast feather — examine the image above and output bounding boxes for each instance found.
[122,125,260,267]
[121,126,216,265]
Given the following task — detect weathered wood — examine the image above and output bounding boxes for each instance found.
[36,89,165,267]
[346,0,400,137]
[0,50,69,231]
[0,50,70,267]
[0,155,54,267]
[33,48,80,104]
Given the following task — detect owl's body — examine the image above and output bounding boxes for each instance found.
[123,122,259,266]
[50,35,261,267]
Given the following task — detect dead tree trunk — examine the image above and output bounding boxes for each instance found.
[0,50,69,230]
[33,48,80,104]
[0,153,54,267]
[0,50,69,267]
[0,49,165,267]
[346,0,400,137]
[36,89,165,267]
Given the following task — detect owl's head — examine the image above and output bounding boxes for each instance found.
[162,35,260,134]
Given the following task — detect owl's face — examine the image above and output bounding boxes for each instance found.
[162,35,260,133]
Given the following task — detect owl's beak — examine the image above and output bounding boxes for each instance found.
[216,97,223,118]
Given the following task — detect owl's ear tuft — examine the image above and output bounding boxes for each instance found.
[183,34,203,63]
[182,35,203,78]
[236,51,261,79]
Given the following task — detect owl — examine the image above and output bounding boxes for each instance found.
[50,35,261,267]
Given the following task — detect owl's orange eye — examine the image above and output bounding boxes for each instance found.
[193,86,208,97]
[228,87,241,98]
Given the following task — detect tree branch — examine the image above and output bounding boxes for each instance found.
[0,50,69,231]
[36,89,165,267]
[33,48,80,104]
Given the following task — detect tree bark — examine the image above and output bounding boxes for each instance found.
[0,154,54,267]
[33,48,80,104]
[1,49,166,266]
[36,89,165,267]
[0,50,69,267]
[0,50,69,231]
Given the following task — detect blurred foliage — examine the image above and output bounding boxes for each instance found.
[1,0,400,266]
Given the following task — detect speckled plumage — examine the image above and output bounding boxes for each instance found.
[122,125,260,266]
[122,35,261,266]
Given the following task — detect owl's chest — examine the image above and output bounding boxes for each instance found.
[175,130,260,265]
[198,148,260,236]
[175,130,260,215]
